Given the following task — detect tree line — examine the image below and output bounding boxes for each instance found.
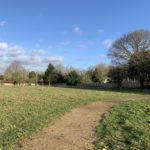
[2,61,109,86]
[1,29,150,88]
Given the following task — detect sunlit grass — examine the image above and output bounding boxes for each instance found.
[0,86,149,150]
[95,100,150,150]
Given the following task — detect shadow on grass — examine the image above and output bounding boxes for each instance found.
[53,85,150,95]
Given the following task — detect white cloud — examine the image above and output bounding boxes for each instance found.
[47,56,64,64]
[0,21,7,27]
[73,25,82,34]
[0,42,8,49]
[103,39,113,49]
[8,45,22,56]
[97,29,104,33]
[0,42,64,73]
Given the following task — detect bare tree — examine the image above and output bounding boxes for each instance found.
[108,29,150,64]
[108,29,150,88]
[4,61,28,85]
[92,64,109,83]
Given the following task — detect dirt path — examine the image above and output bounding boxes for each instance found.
[15,101,122,150]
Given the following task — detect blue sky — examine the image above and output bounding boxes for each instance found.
[0,0,150,73]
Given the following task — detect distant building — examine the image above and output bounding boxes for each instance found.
[103,77,112,83]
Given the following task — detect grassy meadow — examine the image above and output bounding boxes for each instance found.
[0,86,149,150]
[94,100,150,150]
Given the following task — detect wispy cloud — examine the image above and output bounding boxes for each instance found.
[76,57,95,62]
[76,40,95,49]
[73,25,82,34]
[0,42,64,73]
[97,29,104,33]
[0,21,7,27]
[99,54,107,58]
[0,42,8,49]
[59,41,70,46]
[103,39,113,49]
[76,42,87,48]
[48,41,71,50]
[76,54,107,62]
[32,49,46,56]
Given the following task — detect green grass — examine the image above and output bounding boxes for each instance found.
[94,100,150,150]
[0,86,149,150]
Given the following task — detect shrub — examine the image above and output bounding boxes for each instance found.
[66,70,80,85]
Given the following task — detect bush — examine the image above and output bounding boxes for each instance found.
[66,70,80,85]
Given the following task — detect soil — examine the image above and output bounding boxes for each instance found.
[15,101,122,150]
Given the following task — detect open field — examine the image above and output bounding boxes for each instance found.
[95,100,150,150]
[15,101,120,150]
[0,86,149,150]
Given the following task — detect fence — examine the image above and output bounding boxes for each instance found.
[76,83,118,89]
[122,81,140,88]
[53,82,141,89]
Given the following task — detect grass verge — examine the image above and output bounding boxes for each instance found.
[94,100,150,150]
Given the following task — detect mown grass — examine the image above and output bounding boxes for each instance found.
[0,86,149,150]
[94,100,150,150]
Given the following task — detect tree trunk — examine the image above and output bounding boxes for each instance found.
[139,77,144,88]
[117,79,122,88]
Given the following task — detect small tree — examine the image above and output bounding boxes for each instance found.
[55,71,65,83]
[92,68,101,83]
[108,66,127,87]
[92,64,109,83]
[28,71,36,85]
[81,72,93,83]
[80,68,93,83]
[44,64,57,86]
[66,70,80,85]
[54,65,65,83]
[4,61,28,85]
